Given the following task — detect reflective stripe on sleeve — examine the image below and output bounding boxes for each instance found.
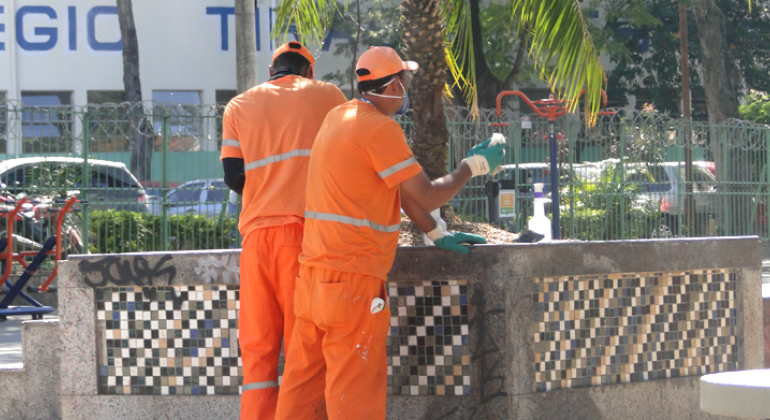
[244,149,312,171]
[378,157,417,179]
[242,380,279,391]
[305,211,401,233]
[222,139,241,148]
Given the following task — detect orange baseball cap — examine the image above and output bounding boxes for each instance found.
[272,41,315,68]
[355,46,418,82]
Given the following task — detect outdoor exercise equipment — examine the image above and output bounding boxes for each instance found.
[0,196,84,321]
[491,90,614,239]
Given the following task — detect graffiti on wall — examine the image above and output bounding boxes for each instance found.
[80,255,176,288]
[194,254,239,284]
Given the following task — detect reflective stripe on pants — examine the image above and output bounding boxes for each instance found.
[239,224,303,420]
[275,266,390,420]
[242,380,279,391]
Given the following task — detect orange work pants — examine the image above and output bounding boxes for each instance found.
[239,224,303,420]
[275,266,390,420]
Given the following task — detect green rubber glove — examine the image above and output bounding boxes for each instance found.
[464,134,506,177]
[433,232,488,254]
[467,138,492,157]
[463,143,505,176]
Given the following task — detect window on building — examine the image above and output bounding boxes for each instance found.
[86,91,131,153]
[152,91,202,151]
[21,91,73,154]
[216,90,237,105]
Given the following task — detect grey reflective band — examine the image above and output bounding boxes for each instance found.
[222,139,240,148]
[242,380,279,391]
[244,149,312,171]
[305,211,401,233]
[378,157,417,179]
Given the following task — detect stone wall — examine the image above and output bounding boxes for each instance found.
[1,236,762,419]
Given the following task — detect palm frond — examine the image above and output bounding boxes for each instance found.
[443,0,478,118]
[512,0,605,125]
[272,0,342,47]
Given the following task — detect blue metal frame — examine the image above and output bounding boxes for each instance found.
[0,235,56,320]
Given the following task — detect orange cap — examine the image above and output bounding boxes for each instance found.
[272,41,315,69]
[355,46,418,82]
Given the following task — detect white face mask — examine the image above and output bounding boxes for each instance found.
[363,77,406,99]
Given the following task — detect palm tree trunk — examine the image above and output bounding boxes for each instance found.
[117,0,152,183]
[401,0,449,180]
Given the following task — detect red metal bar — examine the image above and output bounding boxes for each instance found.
[495,90,550,119]
[39,196,79,292]
[0,198,29,287]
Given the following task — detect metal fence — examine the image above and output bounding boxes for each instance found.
[443,107,770,242]
[0,101,236,254]
[1,100,769,254]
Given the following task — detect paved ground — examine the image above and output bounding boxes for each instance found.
[1,262,769,367]
[0,316,23,366]
[0,310,58,367]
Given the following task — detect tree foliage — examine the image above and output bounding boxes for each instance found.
[320,2,404,93]
[590,0,770,119]
[739,91,770,125]
[274,0,607,123]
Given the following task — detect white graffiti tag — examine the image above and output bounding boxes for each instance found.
[194,255,239,284]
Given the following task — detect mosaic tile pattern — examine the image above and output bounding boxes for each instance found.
[386,280,471,396]
[96,285,241,395]
[96,280,471,396]
[534,269,738,392]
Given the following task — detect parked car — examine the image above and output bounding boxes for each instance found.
[583,160,718,237]
[624,162,717,215]
[0,157,150,213]
[149,179,238,218]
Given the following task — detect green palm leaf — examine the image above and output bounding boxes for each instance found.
[444,0,478,117]
[272,0,341,46]
[274,0,606,124]
[512,0,605,124]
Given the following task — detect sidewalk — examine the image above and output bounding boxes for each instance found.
[0,310,58,367]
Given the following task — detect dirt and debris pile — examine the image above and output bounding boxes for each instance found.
[398,213,518,246]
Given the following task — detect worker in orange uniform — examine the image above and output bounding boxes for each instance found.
[221,41,347,420]
[274,46,506,420]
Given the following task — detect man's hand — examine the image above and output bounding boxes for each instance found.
[462,135,506,177]
[433,232,488,255]
[467,138,491,156]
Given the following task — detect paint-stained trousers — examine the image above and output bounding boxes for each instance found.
[275,266,390,420]
[239,224,303,420]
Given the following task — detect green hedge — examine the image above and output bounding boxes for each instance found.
[560,207,657,241]
[88,210,239,254]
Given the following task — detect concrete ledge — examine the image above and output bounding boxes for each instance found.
[61,395,239,420]
[516,376,747,420]
[764,284,770,368]
[0,319,62,420]
[701,369,770,418]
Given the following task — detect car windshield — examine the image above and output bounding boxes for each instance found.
[0,161,141,192]
[687,167,717,191]
[168,183,203,204]
[626,165,671,192]
[207,181,229,203]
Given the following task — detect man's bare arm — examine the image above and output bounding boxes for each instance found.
[400,187,438,234]
[399,162,473,213]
